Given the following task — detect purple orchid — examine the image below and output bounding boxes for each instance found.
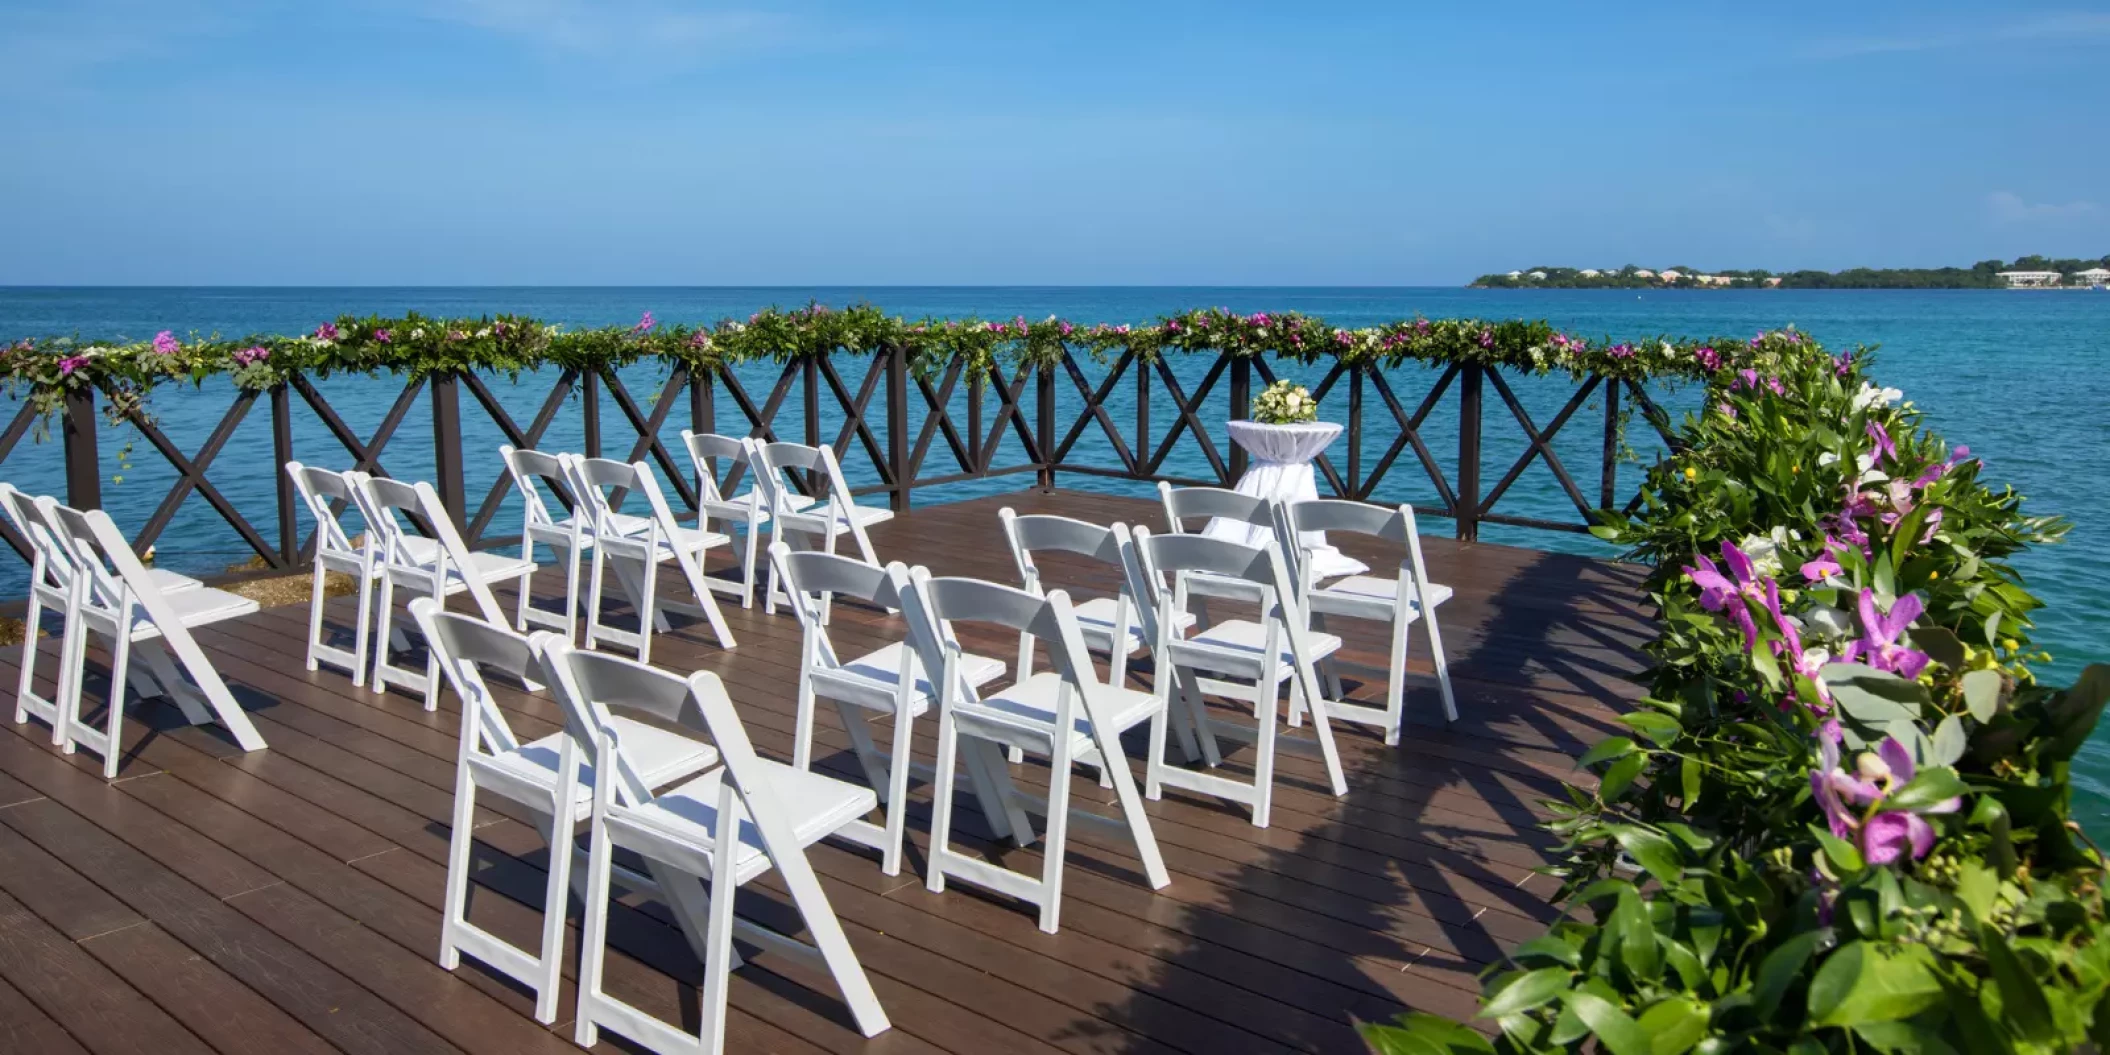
[1478,329,1494,348]
[1844,589,1930,679]
[1866,420,1897,464]
[1801,542,1844,582]
[1609,342,1634,359]
[58,355,88,377]
[233,345,269,366]
[633,311,656,333]
[1684,540,1767,649]
[1695,346,1723,372]
[374,329,392,343]
[1809,734,1954,864]
[152,330,180,355]
[1737,368,1760,390]
[1912,445,1974,489]
[314,322,339,342]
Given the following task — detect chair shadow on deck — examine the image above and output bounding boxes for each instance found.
[1048,543,1650,1053]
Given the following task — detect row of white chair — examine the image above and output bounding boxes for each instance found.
[2,483,266,777]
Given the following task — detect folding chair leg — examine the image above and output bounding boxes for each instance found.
[1145,704,1169,800]
[350,573,373,688]
[437,776,477,971]
[1385,619,1410,746]
[1036,752,1073,934]
[15,593,48,727]
[925,704,962,894]
[306,563,329,672]
[1098,731,1170,891]
[697,783,742,1055]
[369,575,396,693]
[50,607,88,747]
[741,517,760,610]
[881,706,914,877]
[791,670,818,772]
[561,545,583,644]
[572,829,616,1050]
[513,542,535,633]
[584,548,607,651]
[532,810,572,1025]
[1251,679,1278,828]
[1426,608,1457,722]
[95,630,134,778]
[635,561,658,665]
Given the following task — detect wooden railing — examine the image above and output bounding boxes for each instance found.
[0,346,1683,576]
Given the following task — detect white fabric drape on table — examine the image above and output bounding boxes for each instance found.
[1201,421,1368,579]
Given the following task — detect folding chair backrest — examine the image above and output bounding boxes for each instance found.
[285,462,364,559]
[1282,499,1428,590]
[1130,525,1324,697]
[681,431,750,507]
[1157,482,1272,533]
[500,446,576,532]
[352,473,510,621]
[412,598,530,758]
[0,483,71,591]
[773,546,900,666]
[567,456,681,534]
[998,509,1126,587]
[533,637,692,806]
[757,440,854,508]
[39,500,150,615]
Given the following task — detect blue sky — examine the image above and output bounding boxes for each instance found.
[1,1,2105,285]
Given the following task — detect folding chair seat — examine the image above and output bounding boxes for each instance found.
[414,599,717,1025]
[534,638,890,1055]
[563,455,736,661]
[36,498,266,777]
[772,543,1010,875]
[1127,526,1348,828]
[747,439,889,614]
[901,568,1171,933]
[352,473,531,708]
[1279,499,1458,742]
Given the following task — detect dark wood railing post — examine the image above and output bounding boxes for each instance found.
[689,365,716,504]
[1135,351,1151,473]
[1600,379,1622,510]
[430,370,467,532]
[1036,359,1057,490]
[582,369,602,459]
[886,343,912,512]
[62,386,100,510]
[1456,364,1484,542]
[272,383,296,565]
[1228,355,1252,481]
[803,357,822,493]
[968,369,984,472]
[1347,366,1364,498]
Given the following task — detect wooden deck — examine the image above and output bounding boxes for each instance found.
[0,489,1653,1055]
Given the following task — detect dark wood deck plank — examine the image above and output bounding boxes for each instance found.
[0,488,1650,1054]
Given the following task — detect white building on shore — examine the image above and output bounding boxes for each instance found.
[1997,270,2063,288]
[2072,267,2110,288]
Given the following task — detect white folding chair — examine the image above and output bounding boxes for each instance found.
[681,430,813,610]
[353,474,532,709]
[901,569,1171,933]
[1128,526,1348,828]
[1280,499,1458,742]
[564,455,736,661]
[415,598,718,1024]
[1154,481,1306,606]
[500,445,650,642]
[998,508,1203,690]
[36,498,267,777]
[534,638,890,1055]
[747,439,891,615]
[771,543,1010,876]
[284,461,388,686]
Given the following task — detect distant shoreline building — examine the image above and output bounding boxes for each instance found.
[2074,267,2110,288]
[1997,270,2063,288]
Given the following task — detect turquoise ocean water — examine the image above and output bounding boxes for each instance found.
[2,287,2105,824]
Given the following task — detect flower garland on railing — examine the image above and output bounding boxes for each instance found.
[1,302,1825,429]
[1365,326,2104,1051]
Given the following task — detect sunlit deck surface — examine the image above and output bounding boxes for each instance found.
[0,489,1652,1055]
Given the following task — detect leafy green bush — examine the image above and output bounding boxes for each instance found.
[1364,335,2105,1053]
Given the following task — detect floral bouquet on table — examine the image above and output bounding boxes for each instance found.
[1251,379,1318,424]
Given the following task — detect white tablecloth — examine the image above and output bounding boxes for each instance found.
[1201,420,1369,579]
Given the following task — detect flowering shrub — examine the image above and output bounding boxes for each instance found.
[1251,379,1319,424]
[1364,339,2108,1052]
[3,304,1794,430]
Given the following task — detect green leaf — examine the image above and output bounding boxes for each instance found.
[1886,767,1967,811]
[2041,665,2110,763]
[1808,942,1943,1027]
[1680,755,1702,809]
[1955,860,1998,923]
[1509,935,1581,968]
[1563,992,1651,1055]
[1931,715,1966,767]
[1362,1014,1499,1055]
[1983,610,2003,648]
[1480,967,1572,1019]
[1962,669,2003,721]
[1636,997,1708,1055]
[1619,710,1682,745]
[1611,826,1684,887]
[1755,930,1824,1019]
[1812,824,1866,874]
[1981,924,2055,1041]
[1600,753,1647,802]
[1579,736,1638,768]
[1852,1021,1959,1055]
[1613,887,1660,982]
[1910,625,1966,670]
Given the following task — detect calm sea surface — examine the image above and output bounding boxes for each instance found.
[3,287,2106,825]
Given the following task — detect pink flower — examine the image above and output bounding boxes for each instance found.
[1860,812,1934,865]
[1684,541,1766,650]
[374,329,392,343]
[1478,329,1494,348]
[1843,589,1930,680]
[233,345,269,366]
[58,355,89,376]
[152,330,180,355]
[633,311,656,333]
[314,322,339,342]
[1866,421,1897,464]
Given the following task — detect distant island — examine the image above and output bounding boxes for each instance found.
[1471,255,2110,290]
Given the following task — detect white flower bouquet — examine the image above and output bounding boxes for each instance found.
[1251,379,1318,424]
